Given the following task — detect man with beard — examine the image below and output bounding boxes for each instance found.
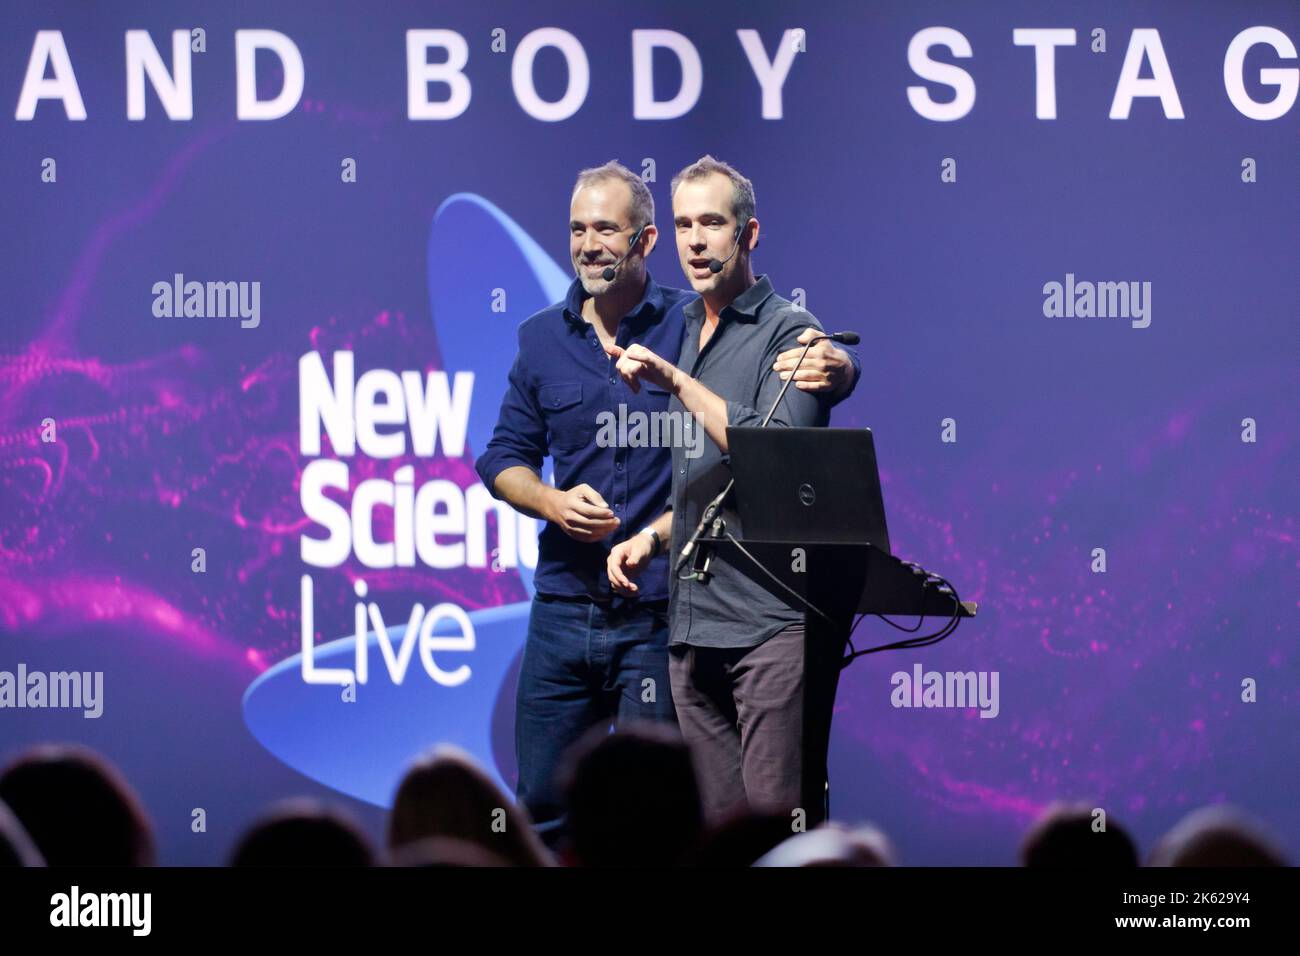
[476,160,858,845]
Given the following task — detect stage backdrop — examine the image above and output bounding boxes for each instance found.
[2,1,1296,865]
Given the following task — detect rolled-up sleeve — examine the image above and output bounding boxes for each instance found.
[474,339,548,498]
[725,316,831,430]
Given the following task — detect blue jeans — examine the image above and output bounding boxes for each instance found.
[515,594,677,846]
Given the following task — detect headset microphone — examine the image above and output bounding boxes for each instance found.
[600,224,647,282]
[707,224,745,274]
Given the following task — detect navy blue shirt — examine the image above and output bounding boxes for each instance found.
[475,274,695,603]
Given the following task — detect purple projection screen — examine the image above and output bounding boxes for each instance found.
[1,1,1296,865]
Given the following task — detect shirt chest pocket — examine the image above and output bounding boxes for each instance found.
[538,382,590,451]
[629,383,673,423]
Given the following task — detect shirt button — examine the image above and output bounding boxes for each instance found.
[679,467,686,476]
[609,376,615,384]
[616,460,624,470]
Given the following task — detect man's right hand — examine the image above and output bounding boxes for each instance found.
[546,483,620,542]
[607,533,655,596]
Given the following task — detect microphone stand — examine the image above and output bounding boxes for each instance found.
[676,335,827,582]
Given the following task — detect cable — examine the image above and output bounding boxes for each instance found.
[844,576,930,658]
[674,337,823,576]
[759,340,815,427]
[840,572,963,669]
[685,532,966,665]
[722,532,835,625]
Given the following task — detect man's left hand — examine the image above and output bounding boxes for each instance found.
[773,327,858,395]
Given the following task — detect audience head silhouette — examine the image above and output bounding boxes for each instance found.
[4,734,1292,870]
[561,722,703,867]
[388,836,512,867]
[1020,802,1138,867]
[229,798,374,866]
[754,823,897,867]
[388,744,550,867]
[1149,805,1287,867]
[0,744,154,866]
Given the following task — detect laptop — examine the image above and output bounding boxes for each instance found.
[725,426,891,553]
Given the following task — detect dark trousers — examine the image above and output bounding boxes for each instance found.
[514,594,677,847]
[669,620,845,825]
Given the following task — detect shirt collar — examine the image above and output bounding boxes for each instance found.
[683,274,776,325]
[562,273,665,328]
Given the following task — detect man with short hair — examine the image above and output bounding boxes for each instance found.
[476,160,857,845]
[606,155,851,826]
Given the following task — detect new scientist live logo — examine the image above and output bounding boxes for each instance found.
[296,351,537,688]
